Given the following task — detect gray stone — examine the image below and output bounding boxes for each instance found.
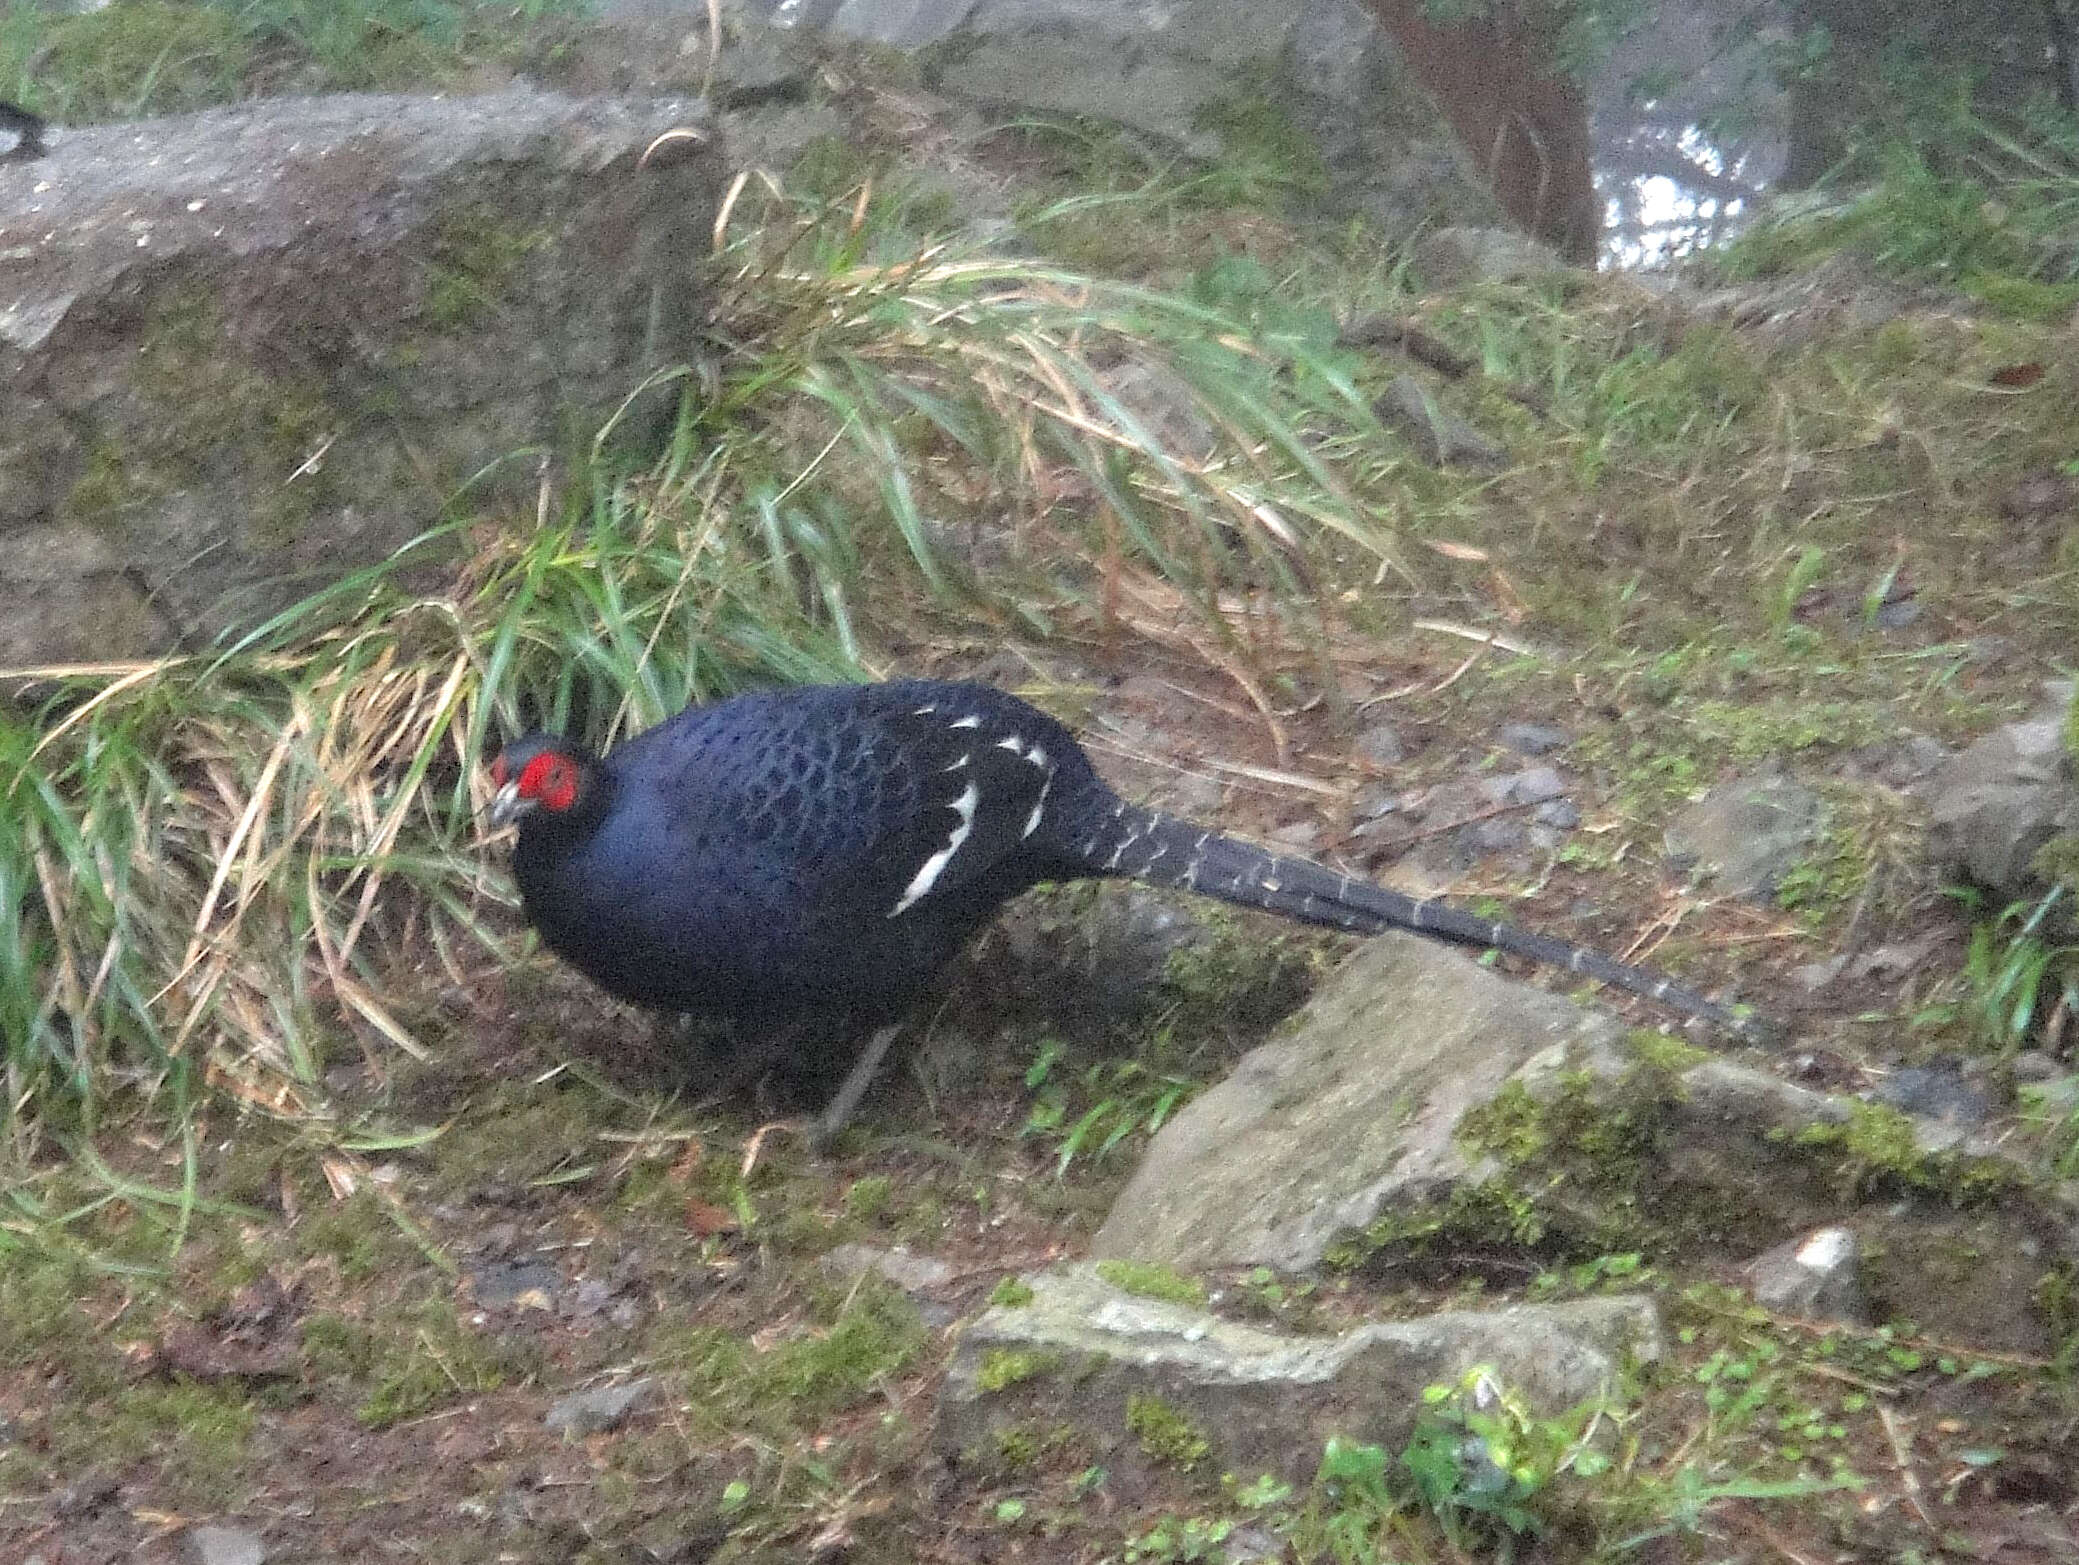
[1092,933,1627,1273]
[1744,1227,1869,1326]
[1482,766,1567,807]
[1885,734,1952,785]
[469,1259,560,1310]
[823,1242,956,1293]
[1352,783,1401,819]
[1374,375,1509,468]
[1533,798,1581,830]
[1412,226,1571,289]
[1871,1066,1992,1129]
[1103,359,1219,460]
[186,1526,266,1565]
[1499,722,1570,756]
[1791,956,1848,993]
[567,1278,616,1318]
[1848,935,1940,981]
[545,1378,654,1436]
[1663,771,1826,899]
[1,87,720,662]
[760,0,848,26]
[987,885,1218,1034]
[1289,0,1387,108]
[709,25,825,103]
[1352,722,1406,767]
[968,0,1297,66]
[2012,1051,2063,1084]
[1924,710,2079,901]
[829,0,977,47]
[1222,1527,1285,1564]
[932,35,1226,153]
[938,1263,1660,1483]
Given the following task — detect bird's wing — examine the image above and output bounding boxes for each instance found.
[828,698,1060,924]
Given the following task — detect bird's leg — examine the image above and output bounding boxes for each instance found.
[690,1019,811,1109]
[812,1024,905,1150]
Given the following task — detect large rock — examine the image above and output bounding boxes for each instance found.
[939,1262,1661,1483]
[0,87,719,662]
[1092,933,2079,1353]
[718,0,1491,231]
[1093,932,1614,1274]
[1924,690,2079,901]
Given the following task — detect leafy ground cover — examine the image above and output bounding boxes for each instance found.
[3,8,2078,1561]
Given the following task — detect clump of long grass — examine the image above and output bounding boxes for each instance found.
[1717,101,2079,310]
[0,489,858,1149]
[1,177,1401,1148]
[691,173,1405,679]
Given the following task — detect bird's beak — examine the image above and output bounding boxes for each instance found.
[487,778,526,831]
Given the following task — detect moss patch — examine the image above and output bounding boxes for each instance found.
[422,203,552,330]
[1790,1101,2025,1205]
[354,1298,531,1429]
[976,1348,1059,1393]
[1095,1258,1207,1308]
[750,1284,925,1417]
[63,284,341,549]
[1125,1392,1211,1471]
[989,1277,1036,1308]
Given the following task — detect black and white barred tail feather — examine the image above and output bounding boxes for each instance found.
[1064,799,1758,1038]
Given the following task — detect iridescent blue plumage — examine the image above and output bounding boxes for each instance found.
[490,678,1758,1108]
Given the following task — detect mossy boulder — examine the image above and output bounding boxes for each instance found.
[1094,933,2079,1353]
[0,86,720,661]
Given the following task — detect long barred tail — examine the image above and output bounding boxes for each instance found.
[1068,802,1761,1039]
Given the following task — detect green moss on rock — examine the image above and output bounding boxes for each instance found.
[976,1348,1059,1393]
[423,204,552,330]
[1094,1258,1206,1307]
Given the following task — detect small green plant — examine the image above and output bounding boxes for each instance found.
[1022,1043,1200,1176]
[1397,1368,1589,1553]
[1952,884,2079,1052]
[1302,1435,1400,1560]
[1719,110,2079,305]
[975,1349,1055,1393]
[988,1276,1036,1308]
[842,1174,895,1223]
[1119,1513,1233,1563]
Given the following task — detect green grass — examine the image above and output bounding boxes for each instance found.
[0,0,588,122]
[1717,105,2079,308]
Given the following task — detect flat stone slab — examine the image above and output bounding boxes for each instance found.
[939,1262,1661,1483]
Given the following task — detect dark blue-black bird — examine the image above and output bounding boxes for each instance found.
[489,679,1757,1133]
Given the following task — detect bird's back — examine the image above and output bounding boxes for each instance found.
[515,680,1099,1023]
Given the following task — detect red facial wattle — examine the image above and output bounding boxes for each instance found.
[520,752,579,813]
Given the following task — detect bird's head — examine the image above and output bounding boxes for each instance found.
[487,734,595,830]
